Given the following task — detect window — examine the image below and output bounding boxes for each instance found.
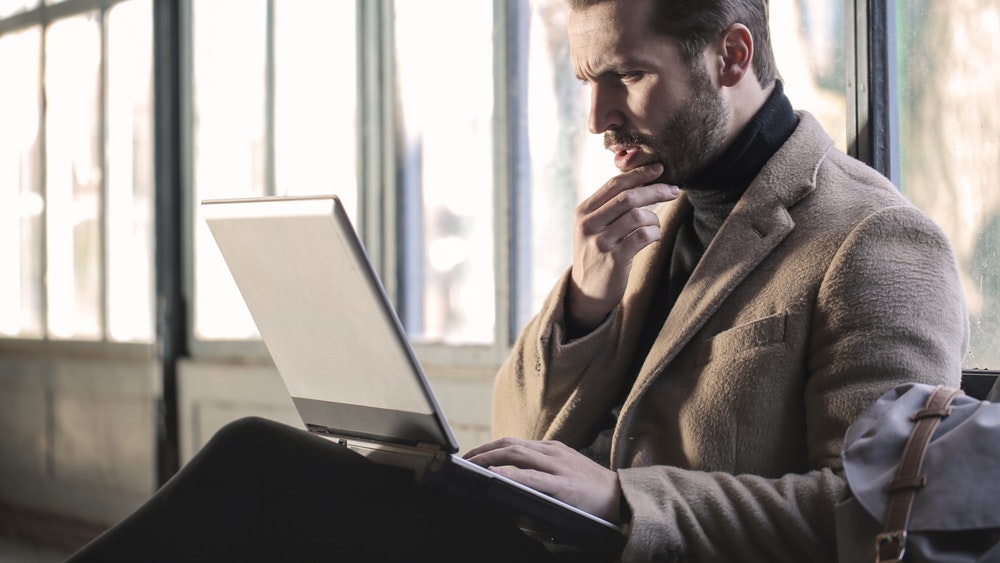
[2,0,996,370]
[45,14,104,339]
[106,0,155,342]
[190,0,358,343]
[0,0,154,343]
[0,27,43,338]
[394,0,496,345]
[520,0,616,329]
[770,0,847,151]
[0,0,36,18]
[896,0,1000,368]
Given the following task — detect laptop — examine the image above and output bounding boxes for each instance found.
[201,194,625,554]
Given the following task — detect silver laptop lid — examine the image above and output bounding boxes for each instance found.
[202,195,459,452]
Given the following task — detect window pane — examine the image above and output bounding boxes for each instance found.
[395,0,495,344]
[191,0,267,340]
[106,0,154,342]
[770,0,847,151]
[45,14,102,340]
[523,0,614,325]
[0,0,37,18]
[274,0,358,221]
[897,1,1000,369]
[0,27,43,338]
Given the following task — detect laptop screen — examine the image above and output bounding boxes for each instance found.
[202,195,457,450]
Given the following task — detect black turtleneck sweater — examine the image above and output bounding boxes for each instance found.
[578,82,799,467]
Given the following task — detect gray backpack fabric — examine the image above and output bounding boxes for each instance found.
[835,383,1000,562]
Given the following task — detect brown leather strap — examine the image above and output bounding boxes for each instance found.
[875,385,964,563]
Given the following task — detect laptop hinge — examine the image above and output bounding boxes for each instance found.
[310,428,449,481]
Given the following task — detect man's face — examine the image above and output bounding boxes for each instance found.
[569,0,730,185]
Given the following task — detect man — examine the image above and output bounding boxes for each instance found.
[465,0,968,560]
[67,0,967,562]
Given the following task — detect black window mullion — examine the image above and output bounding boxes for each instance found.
[152,0,185,485]
[850,0,900,185]
[866,0,901,186]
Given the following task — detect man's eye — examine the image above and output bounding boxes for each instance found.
[618,71,642,82]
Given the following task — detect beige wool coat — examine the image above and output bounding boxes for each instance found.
[492,113,969,562]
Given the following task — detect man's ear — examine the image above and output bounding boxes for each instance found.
[719,23,754,87]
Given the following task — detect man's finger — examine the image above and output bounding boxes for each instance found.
[578,163,664,214]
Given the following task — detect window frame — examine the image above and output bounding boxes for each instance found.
[848,0,901,184]
[179,0,520,372]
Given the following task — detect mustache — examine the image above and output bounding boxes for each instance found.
[604,130,655,149]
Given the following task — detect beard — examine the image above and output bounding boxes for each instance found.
[604,64,728,186]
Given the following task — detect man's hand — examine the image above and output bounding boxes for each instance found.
[463,437,624,524]
[568,162,680,331]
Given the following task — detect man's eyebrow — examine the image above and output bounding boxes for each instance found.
[576,65,632,82]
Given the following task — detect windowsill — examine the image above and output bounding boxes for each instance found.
[0,339,155,362]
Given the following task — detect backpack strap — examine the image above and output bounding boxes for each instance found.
[875,385,964,563]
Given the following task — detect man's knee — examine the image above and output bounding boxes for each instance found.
[212,416,283,443]
[194,416,295,468]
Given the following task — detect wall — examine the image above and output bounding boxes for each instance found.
[0,354,157,526]
[0,352,496,531]
[177,358,497,461]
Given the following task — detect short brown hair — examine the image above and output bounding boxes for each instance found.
[568,0,776,87]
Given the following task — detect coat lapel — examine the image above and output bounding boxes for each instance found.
[622,113,834,413]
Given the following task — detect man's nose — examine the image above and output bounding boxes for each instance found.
[588,84,625,135]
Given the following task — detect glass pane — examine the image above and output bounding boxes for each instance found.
[191,0,266,340]
[523,0,615,325]
[106,0,154,342]
[521,0,849,332]
[0,0,38,18]
[770,0,847,151]
[395,0,495,344]
[274,0,358,222]
[0,27,43,338]
[45,14,102,340]
[897,1,1000,369]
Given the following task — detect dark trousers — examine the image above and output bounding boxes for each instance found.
[66,417,559,562]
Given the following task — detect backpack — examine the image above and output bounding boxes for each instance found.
[835,383,1000,562]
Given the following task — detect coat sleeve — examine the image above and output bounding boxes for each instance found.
[617,205,968,562]
[491,268,629,444]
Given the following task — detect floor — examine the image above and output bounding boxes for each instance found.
[0,537,73,563]
[0,502,103,563]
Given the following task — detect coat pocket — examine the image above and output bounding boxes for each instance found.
[698,312,787,364]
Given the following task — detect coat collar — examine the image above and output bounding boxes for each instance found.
[614,112,835,443]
